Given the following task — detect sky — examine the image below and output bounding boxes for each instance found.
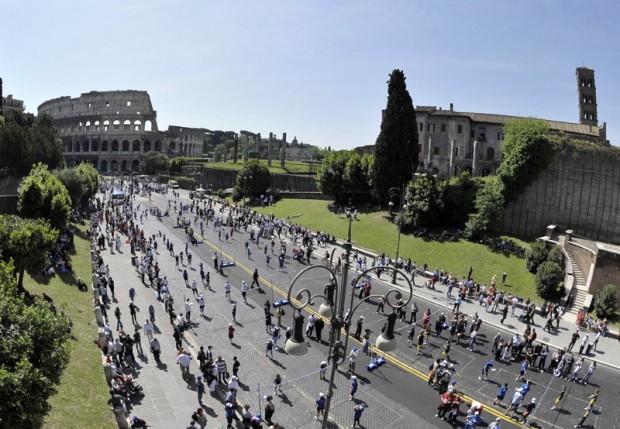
[2,0,619,149]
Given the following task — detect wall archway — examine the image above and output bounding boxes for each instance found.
[100,160,108,172]
[486,147,495,161]
[143,140,151,152]
[122,140,130,152]
[144,120,152,132]
[111,140,119,152]
[91,140,99,152]
[101,140,109,152]
[155,141,161,151]
[111,160,118,172]
[131,160,140,172]
[133,140,141,152]
[82,140,89,152]
[121,160,128,172]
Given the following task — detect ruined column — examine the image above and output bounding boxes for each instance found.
[242,135,249,162]
[280,132,287,168]
[472,140,479,176]
[426,135,432,171]
[449,139,455,178]
[233,136,239,164]
[268,132,273,167]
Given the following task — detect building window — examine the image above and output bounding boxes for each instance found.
[470,129,475,138]
[433,146,440,155]
[106,101,110,107]
[127,101,132,107]
[441,124,446,132]
[454,147,459,157]
[419,123,423,132]
[457,124,463,134]
[427,123,431,132]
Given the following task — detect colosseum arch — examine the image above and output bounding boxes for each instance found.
[144,120,152,132]
[103,120,110,131]
[134,120,141,131]
[100,160,108,172]
[122,140,130,152]
[74,141,80,152]
[85,121,91,131]
[65,141,72,152]
[169,141,176,151]
[143,140,151,152]
[111,160,118,172]
[94,120,100,131]
[155,141,161,151]
[133,140,141,152]
[111,140,119,152]
[131,160,140,172]
[121,160,128,172]
[82,140,89,152]
[91,140,99,152]
[101,140,109,152]
[123,120,131,131]
[113,120,120,130]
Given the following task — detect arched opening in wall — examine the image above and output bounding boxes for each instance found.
[121,160,128,172]
[143,140,151,152]
[100,160,108,172]
[111,160,118,172]
[123,120,131,131]
[134,120,142,131]
[82,140,89,152]
[101,140,109,152]
[78,121,83,131]
[464,166,473,174]
[113,120,120,130]
[94,121,100,131]
[65,141,72,152]
[486,147,495,161]
[144,120,152,132]
[91,140,99,152]
[480,167,491,176]
[131,160,140,172]
[103,120,110,131]
[169,141,176,151]
[111,140,119,152]
[133,140,141,152]
[74,141,81,152]
[85,121,91,131]
[432,167,439,175]
[122,140,129,152]
[155,141,161,151]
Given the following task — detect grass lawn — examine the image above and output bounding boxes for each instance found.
[204,159,318,174]
[24,224,115,429]
[254,199,538,301]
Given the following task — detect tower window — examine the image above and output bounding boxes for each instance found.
[419,123,423,132]
[441,124,446,132]
[457,124,463,134]
[433,147,440,155]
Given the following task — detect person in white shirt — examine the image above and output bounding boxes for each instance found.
[176,351,192,379]
[143,319,154,341]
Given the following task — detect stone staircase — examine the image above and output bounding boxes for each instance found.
[566,252,590,315]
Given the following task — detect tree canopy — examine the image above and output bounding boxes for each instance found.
[373,69,419,204]
[535,260,564,300]
[316,150,373,204]
[0,260,72,428]
[235,160,271,198]
[401,175,443,230]
[18,163,71,230]
[143,151,170,174]
[0,111,64,178]
[0,215,58,289]
[593,284,617,319]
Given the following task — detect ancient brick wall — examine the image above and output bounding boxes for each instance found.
[496,145,620,244]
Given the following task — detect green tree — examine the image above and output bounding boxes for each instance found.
[169,157,185,173]
[143,151,170,174]
[593,284,617,319]
[547,246,564,267]
[0,215,58,289]
[76,162,100,208]
[464,176,505,239]
[373,69,419,204]
[56,168,85,209]
[440,172,480,228]
[0,260,72,428]
[401,175,443,230]
[18,163,71,230]
[344,152,372,203]
[235,160,271,199]
[535,260,564,300]
[526,240,550,273]
[317,151,349,204]
[0,111,63,177]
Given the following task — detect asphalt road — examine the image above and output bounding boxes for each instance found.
[136,188,618,429]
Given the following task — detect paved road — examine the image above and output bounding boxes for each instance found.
[107,187,619,429]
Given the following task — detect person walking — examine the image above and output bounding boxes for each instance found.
[574,408,592,428]
[581,361,596,384]
[185,298,193,322]
[452,296,461,313]
[241,281,249,304]
[143,319,154,341]
[114,307,123,331]
[551,385,566,411]
[319,361,328,381]
[129,302,139,326]
[273,374,282,395]
[177,350,192,382]
[479,359,494,381]
[150,337,161,363]
[191,278,198,297]
[251,268,260,289]
[228,324,235,343]
[224,280,232,300]
[315,317,325,343]
[568,331,580,352]
[315,393,327,420]
[264,395,275,425]
[493,383,508,406]
[198,293,205,317]
[521,398,536,424]
[349,375,359,400]
[231,303,237,323]
[196,376,205,405]
[353,403,366,428]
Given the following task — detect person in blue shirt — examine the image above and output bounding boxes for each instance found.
[516,360,529,381]
[315,393,327,420]
[479,360,494,380]
[493,383,509,406]
[353,404,366,428]
[350,375,359,400]
[464,411,481,429]
[224,402,235,428]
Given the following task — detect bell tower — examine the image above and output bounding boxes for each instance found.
[576,67,597,126]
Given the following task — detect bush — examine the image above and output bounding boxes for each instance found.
[547,246,564,267]
[401,175,443,230]
[235,160,271,198]
[440,172,480,228]
[231,187,242,202]
[526,240,550,273]
[535,260,564,300]
[464,176,505,239]
[593,284,617,319]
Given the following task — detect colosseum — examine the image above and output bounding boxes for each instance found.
[38,90,204,173]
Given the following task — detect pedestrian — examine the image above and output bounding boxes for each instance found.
[551,385,566,410]
[232,356,240,378]
[376,297,385,313]
[493,383,508,406]
[133,329,143,357]
[489,417,501,429]
[232,303,237,322]
[228,324,235,343]
[452,296,461,313]
[315,393,326,420]
[264,395,275,425]
[479,359,494,381]
[501,305,508,324]
[521,398,536,424]
[348,348,359,374]
[198,293,205,317]
[349,375,358,400]
[150,337,161,363]
[516,359,528,381]
[315,317,325,343]
[353,403,366,428]
[468,329,477,352]
[196,376,205,405]
[585,389,599,411]
[108,276,115,300]
[409,301,418,324]
[416,331,425,355]
[251,268,260,289]
[241,280,249,303]
[191,278,198,296]
[224,403,235,428]
[306,314,316,338]
[319,361,328,381]
[273,374,282,395]
[114,307,123,330]
[581,361,596,384]
[574,408,592,428]
[578,333,590,355]
[177,350,192,381]
[266,339,274,358]
[568,330,580,352]
[185,298,192,321]
[224,280,231,300]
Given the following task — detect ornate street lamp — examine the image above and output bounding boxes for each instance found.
[284,208,414,429]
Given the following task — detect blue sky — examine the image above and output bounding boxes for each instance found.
[2,0,619,148]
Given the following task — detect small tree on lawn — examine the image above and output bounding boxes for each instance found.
[535,260,564,300]
[593,284,617,319]
[526,240,550,273]
[235,160,271,199]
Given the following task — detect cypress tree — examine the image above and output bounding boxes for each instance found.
[373,69,419,204]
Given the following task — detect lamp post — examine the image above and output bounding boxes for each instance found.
[284,208,414,429]
[388,186,406,284]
